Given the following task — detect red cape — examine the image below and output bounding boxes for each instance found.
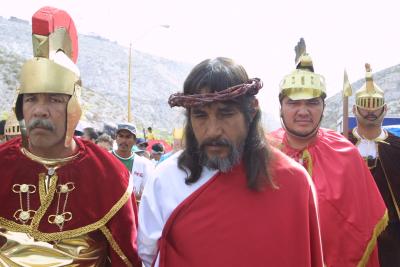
[0,137,141,266]
[270,128,388,267]
[157,149,323,267]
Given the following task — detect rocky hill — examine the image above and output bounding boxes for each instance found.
[0,16,193,134]
[322,64,400,130]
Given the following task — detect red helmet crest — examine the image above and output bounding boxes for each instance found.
[32,6,78,63]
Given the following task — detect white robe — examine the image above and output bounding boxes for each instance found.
[137,151,218,267]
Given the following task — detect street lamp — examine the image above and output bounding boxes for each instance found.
[127,24,170,123]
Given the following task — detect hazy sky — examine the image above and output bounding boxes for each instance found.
[1,0,399,118]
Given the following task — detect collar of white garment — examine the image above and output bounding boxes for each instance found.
[353,127,387,142]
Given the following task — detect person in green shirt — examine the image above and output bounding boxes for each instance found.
[112,123,154,201]
[112,123,137,171]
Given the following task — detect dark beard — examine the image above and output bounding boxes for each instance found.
[198,138,243,172]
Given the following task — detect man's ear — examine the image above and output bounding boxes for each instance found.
[382,104,388,117]
[352,105,356,115]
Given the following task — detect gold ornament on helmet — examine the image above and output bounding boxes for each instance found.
[279,38,326,101]
[355,63,384,110]
[14,7,82,147]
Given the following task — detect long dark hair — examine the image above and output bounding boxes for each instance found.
[177,57,273,190]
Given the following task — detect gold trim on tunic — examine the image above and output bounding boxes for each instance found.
[100,225,133,267]
[0,229,108,266]
[0,174,134,242]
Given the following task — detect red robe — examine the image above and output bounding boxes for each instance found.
[157,149,323,267]
[0,137,141,266]
[271,128,388,267]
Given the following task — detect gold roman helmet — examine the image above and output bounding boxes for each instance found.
[5,112,21,137]
[279,38,326,101]
[355,63,384,110]
[14,6,82,147]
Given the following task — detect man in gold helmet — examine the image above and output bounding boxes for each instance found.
[271,38,387,267]
[348,64,400,267]
[4,111,21,141]
[0,7,141,266]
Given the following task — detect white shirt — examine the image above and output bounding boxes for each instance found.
[111,150,154,195]
[131,154,154,195]
[137,151,218,267]
[353,128,387,159]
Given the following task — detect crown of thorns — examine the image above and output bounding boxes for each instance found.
[168,78,263,108]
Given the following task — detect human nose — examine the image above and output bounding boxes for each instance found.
[205,116,223,139]
[32,100,50,118]
[296,104,310,117]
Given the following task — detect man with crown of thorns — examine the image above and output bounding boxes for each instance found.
[138,57,324,267]
[0,7,141,266]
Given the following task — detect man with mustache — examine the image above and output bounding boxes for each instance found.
[348,64,400,267]
[138,57,324,267]
[271,39,387,266]
[0,7,141,266]
[112,123,153,201]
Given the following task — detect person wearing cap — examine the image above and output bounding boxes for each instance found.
[150,142,165,164]
[271,39,387,267]
[138,57,324,267]
[348,64,400,267]
[135,137,151,159]
[136,137,148,151]
[112,123,153,201]
[0,7,141,266]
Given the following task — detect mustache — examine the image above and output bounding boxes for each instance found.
[27,118,55,132]
[118,143,129,148]
[199,138,231,149]
[363,114,378,120]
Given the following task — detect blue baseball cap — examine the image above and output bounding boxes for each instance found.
[116,123,136,136]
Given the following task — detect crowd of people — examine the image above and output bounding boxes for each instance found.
[0,6,399,267]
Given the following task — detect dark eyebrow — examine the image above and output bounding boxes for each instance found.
[307,98,321,103]
[191,106,206,113]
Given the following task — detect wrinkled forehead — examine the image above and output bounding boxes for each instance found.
[22,92,70,100]
[190,99,240,110]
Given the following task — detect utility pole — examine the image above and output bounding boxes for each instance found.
[128,43,132,122]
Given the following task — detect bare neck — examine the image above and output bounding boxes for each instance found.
[356,125,382,140]
[115,149,133,158]
[28,139,78,159]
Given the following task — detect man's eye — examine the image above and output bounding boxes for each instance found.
[220,110,235,116]
[24,97,34,102]
[50,97,64,103]
[192,112,207,118]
